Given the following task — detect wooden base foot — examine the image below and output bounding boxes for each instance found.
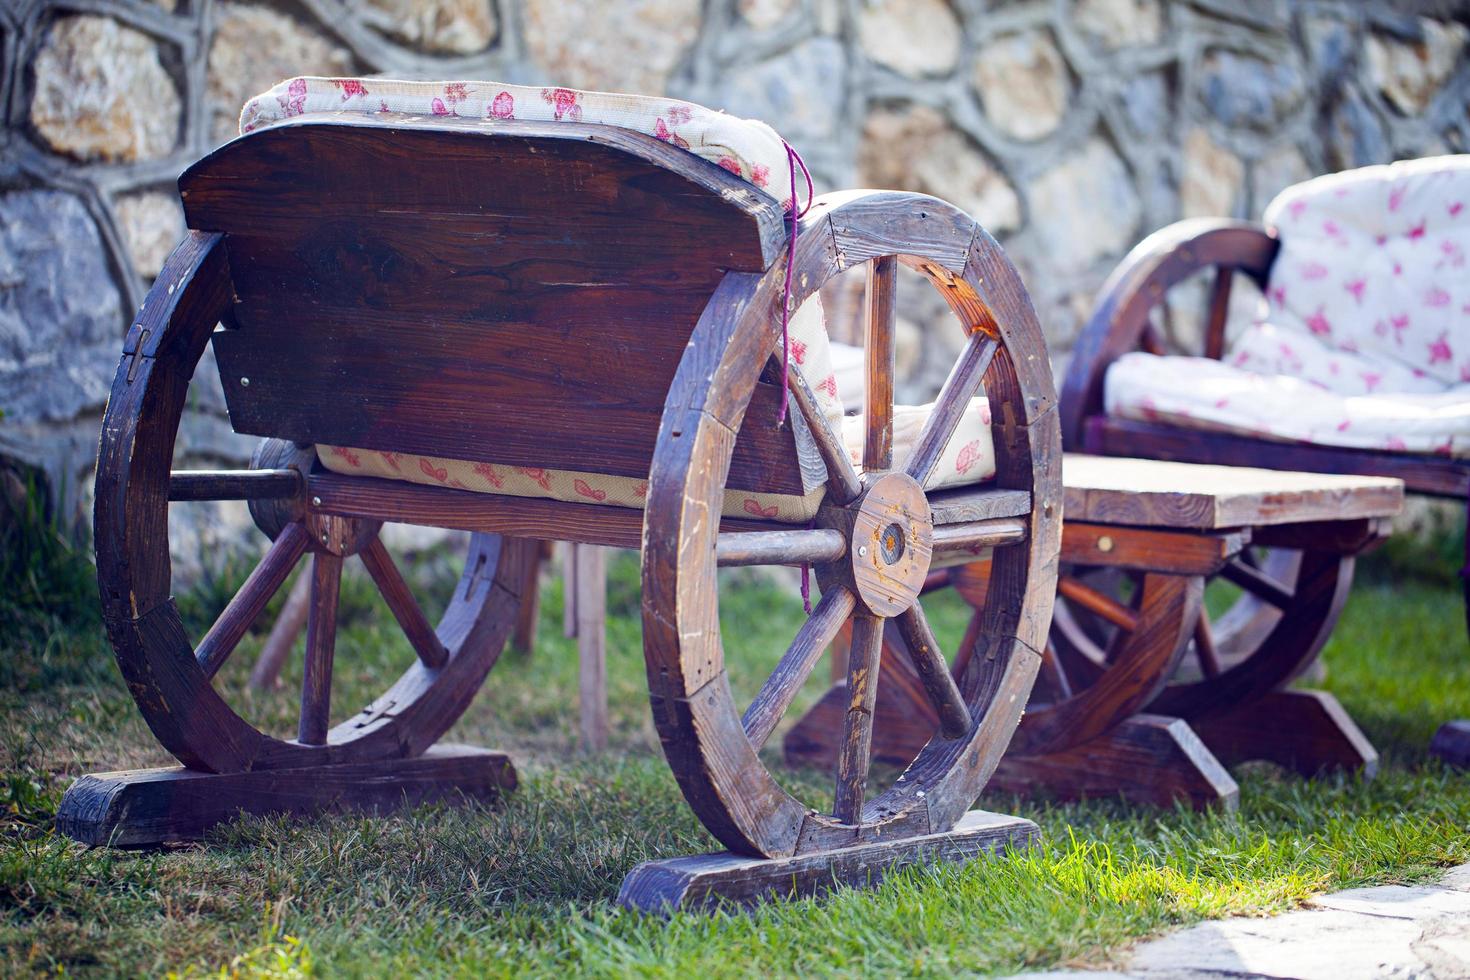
[617,810,1038,914]
[56,743,517,847]
[992,715,1240,811]
[1190,689,1378,779]
[1430,720,1470,767]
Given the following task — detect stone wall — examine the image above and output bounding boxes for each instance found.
[3,0,1468,531]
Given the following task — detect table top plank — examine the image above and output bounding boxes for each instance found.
[1062,454,1404,529]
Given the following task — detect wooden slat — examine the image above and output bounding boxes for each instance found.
[575,544,608,753]
[1061,521,1249,576]
[169,469,301,501]
[306,472,780,549]
[195,522,309,678]
[358,535,448,669]
[926,485,1032,525]
[864,255,897,472]
[741,587,856,750]
[1220,558,1294,609]
[1056,575,1139,633]
[1063,452,1405,529]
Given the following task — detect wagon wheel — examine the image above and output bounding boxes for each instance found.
[1049,223,1354,723]
[1040,549,1353,727]
[642,192,1060,859]
[95,232,534,774]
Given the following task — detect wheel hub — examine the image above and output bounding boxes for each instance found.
[845,471,933,616]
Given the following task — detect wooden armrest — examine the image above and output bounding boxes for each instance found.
[1059,219,1279,445]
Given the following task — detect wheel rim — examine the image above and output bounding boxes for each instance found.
[95,232,533,773]
[641,194,1061,858]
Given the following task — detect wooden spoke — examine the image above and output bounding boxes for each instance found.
[1220,558,1294,609]
[743,587,858,749]
[864,255,897,472]
[786,360,864,505]
[1140,319,1166,355]
[1194,611,1222,679]
[169,468,303,501]
[1038,641,1073,700]
[1203,266,1232,360]
[893,605,969,739]
[195,522,310,679]
[931,518,1027,557]
[359,535,449,669]
[1056,575,1140,633]
[717,529,848,567]
[904,333,998,488]
[834,613,884,824]
[298,551,343,746]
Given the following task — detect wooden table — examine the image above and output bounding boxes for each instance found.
[786,455,1403,810]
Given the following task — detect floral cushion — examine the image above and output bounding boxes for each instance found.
[1105,155,1470,457]
[240,76,801,211]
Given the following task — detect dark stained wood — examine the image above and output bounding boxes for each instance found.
[359,535,448,669]
[864,255,897,472]
[893,605,969,739]
[991,715,1239,811]
[1083,416,1469,500]
[1056,575,1138,633]
[617,810,1039,914]
[195,521,310,679]
[1194,613,1222,679]
[716,529,847,567]
[169,469,302,501]
[55,744,517,847]
[308,471,781,550]
[1191,690,1378,778]
[1061,521,1248,576]
[742,586,857,751]
[249,571,309,689]
[1203,266,1232,361]
[1220,557,1294,609]
[298,551,343,745]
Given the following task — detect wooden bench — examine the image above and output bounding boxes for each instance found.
[785,454,1402,809]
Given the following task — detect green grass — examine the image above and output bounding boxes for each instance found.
[2,501,1468,976]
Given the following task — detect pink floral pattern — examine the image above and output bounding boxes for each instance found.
[1107,155,1470,457]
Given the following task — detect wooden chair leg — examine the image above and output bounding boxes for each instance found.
[573,543,608,752]
[248,570,311,689]
[511,540,549,653]
[1189,688,1378,778]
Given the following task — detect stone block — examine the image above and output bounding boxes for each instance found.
[523,0,701,94]
[973,29,1071,142]
[858,0,960,78]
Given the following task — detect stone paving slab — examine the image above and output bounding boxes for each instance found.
[1010,863,1470,979]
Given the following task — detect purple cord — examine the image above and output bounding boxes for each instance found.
[778,141,815,613]
[777,140,815,426]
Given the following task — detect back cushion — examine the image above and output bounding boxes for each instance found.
[1259,155,1470,388]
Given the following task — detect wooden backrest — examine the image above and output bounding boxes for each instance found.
[183,115,816,494]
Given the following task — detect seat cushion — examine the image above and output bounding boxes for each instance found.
[240,76,800,210]
[1105,351,1470,457]
[1259,154,1470,389]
